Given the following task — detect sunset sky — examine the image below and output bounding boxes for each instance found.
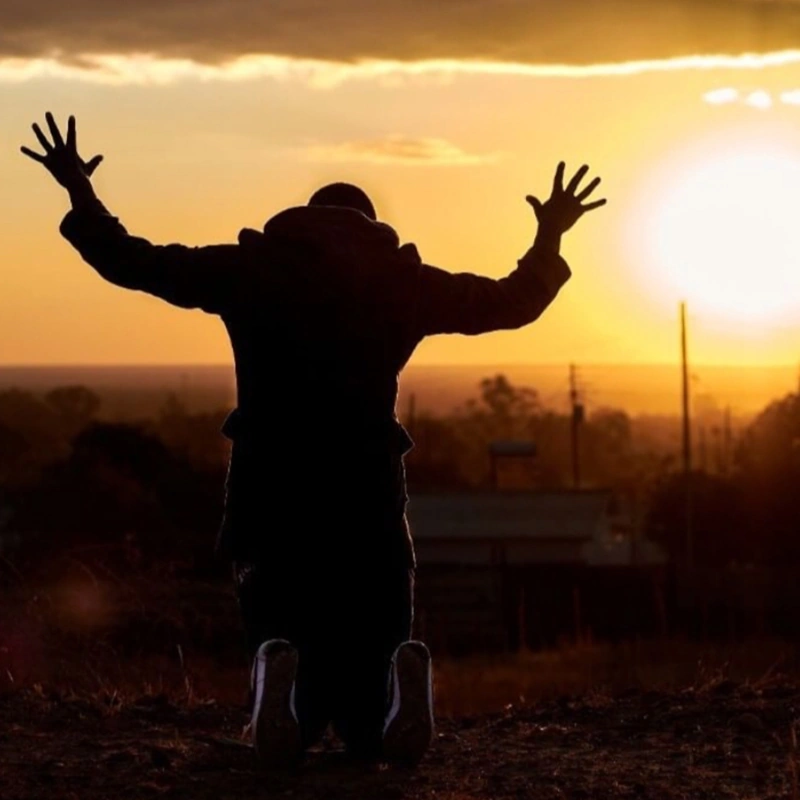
[4,1,800,367]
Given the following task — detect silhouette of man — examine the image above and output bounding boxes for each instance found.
[22,113,606,767]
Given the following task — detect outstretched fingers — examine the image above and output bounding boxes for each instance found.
[552,161,566,194]
[20,146,46,163]
[45,112,64,148]
[582,198,608,212]
[32,123,52,153]
[566,165,589,196]
[525,195,543,216]
[576,176,601,202]
[67,115,77,151]
[85,154,104,176]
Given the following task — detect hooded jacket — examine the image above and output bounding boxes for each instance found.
[60,198,571,565]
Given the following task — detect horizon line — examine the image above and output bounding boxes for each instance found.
[1,362,798,371]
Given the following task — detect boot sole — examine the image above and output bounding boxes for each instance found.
[252,644,302,769]
[383,644,434,766]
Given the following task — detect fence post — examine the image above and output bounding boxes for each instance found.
[518,585,527,652]
[573,584,583,644]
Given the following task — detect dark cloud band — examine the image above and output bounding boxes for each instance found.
[3,1,800,66]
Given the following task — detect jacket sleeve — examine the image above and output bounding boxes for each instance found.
[59,197,242,315]
[414,244,572,337]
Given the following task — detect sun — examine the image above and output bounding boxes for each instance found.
[636,147,800,326]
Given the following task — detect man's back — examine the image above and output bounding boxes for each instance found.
[210,205,426,564]
[221,205,424,454]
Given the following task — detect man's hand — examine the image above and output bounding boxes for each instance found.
[21,113,103,193]
[526,162,606,239]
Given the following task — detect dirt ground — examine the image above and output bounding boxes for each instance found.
[4,575,800,798]
[2,679,799,800]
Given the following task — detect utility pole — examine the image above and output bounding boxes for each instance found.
[569,364,584,490]
[681,302,694,570]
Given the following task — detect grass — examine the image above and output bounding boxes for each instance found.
[4,568,800,716]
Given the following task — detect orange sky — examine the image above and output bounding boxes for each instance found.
[3,12,800,367]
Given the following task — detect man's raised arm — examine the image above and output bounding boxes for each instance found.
[21,113,240,315]
[414,163,606,337]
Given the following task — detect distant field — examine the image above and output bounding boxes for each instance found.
[0,363,796,418]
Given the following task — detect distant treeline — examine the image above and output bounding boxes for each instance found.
[1,375,799,573]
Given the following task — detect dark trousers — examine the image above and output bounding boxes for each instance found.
[235,559,414,757]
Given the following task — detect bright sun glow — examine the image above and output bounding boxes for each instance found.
[642,150,800,325]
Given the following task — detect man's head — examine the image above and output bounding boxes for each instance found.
[308,182,377,221]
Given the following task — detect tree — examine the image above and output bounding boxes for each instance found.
[476,375,540,431]
[453,375,542,486]
[645,470,749,568]
[405,414,471,491]
[735,393,800,564]
[154,393,229,469]
[0,423,30,485]
[583,407,635,489]
[0,389,61,476]
[44,385,100,436]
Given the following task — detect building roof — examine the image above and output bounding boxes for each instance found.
[488,441,537,457]
[407,490,612,542]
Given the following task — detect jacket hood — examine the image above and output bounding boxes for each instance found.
[237,205,401,250]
